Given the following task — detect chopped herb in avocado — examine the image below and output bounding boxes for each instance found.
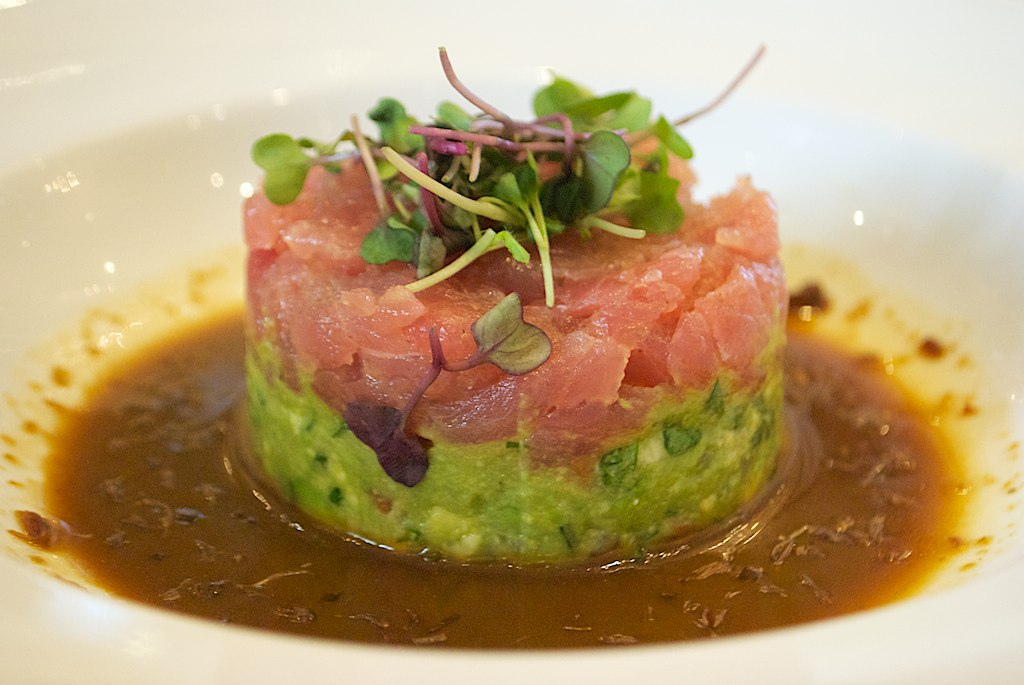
[664,423,702,456]
[598,443,639,489]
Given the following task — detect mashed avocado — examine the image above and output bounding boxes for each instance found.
[244,341,782,562]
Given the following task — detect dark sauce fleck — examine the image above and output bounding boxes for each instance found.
[50,366,73,388]
[33,313,965,648]
[919,337,947,359]
[789,282,830,313]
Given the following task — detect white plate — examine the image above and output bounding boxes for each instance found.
[2,1,1024,683]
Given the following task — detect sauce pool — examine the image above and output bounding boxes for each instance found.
[35,312,965,648]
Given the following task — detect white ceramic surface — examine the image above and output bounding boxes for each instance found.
[2,1,1023,683]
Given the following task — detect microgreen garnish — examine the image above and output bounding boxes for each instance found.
[251,134,318,206]
[342,293,551,486]
[342,403,429,488]
[359,217,417,265]
[252,47,764,307]
[462,292,552,374]
[251,131,352,205]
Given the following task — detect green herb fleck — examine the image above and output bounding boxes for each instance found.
[663,424,702,456]
[705,380,726,417]
[559,523,578,551]
[598,443,639,488]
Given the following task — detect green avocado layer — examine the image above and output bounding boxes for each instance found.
[244,339,782,563]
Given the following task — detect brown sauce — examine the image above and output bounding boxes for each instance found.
[35,313,965,648]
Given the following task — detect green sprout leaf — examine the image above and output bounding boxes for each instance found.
[532,76,593,118]
[539,130,630,226]
[368,98,422,154]
[493,230,530,263]
[483,159,554,306]
[417,230,447,278]
[604,93,653,132]
[618,169,683,233]
[251,134,314,205]
[565,92,653,133]
[471,293,551,375]
[491,163,538,209]
[535,80,652,133]
[578,130,631,214]
[491,171,525,206]
[436,101,475,130]
[562,92,634,122]
[297,133,347,157]
[360,217,417,264]
[652,115,694,159]
[539,174,584,223]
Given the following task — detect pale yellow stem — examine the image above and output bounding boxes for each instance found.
[580,216,647,239]
[381,147,515,223]
[350,115,388,214]
[405,230,497,293]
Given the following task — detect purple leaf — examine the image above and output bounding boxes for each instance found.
[342,403,429,487]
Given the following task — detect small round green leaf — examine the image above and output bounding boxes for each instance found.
[251,134,314,205]
[472,293,552,375]
[360,219,416,264]
[652,115,694,159]
[578,130,631,214]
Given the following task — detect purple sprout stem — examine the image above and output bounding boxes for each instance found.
[416,152,446,235]
[472,118,594,142]
[441,348,487,374]
[672,44,765,127]
[400,327,487,420]
[439,47,515,135]
[409,125,563,153]
[534,112,576,170]
[400,328,447,421]
[428,138,470,155]
[625,44,766,146]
